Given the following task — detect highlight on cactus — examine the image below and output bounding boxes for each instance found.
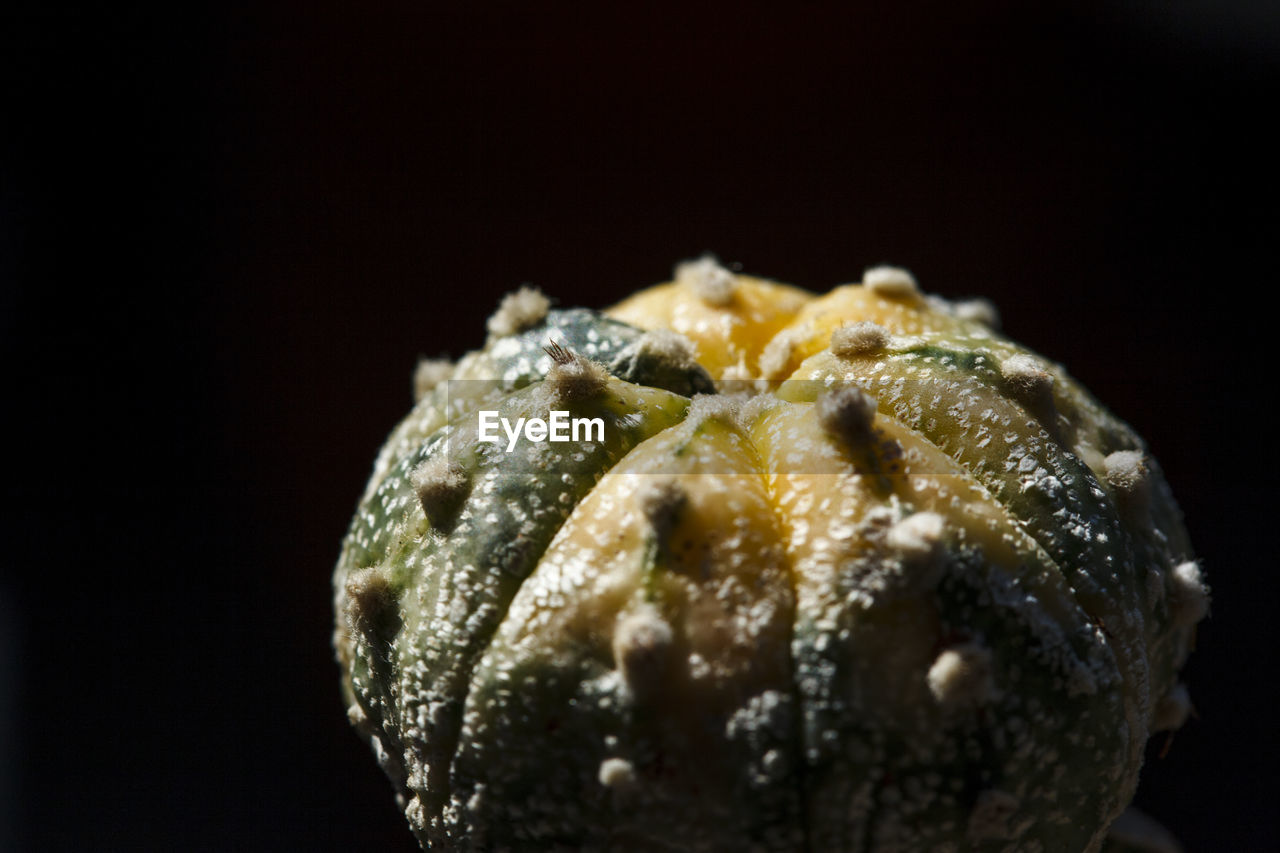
[333,257,1204,852]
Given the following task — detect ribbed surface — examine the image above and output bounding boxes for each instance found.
[335,267,1200,851]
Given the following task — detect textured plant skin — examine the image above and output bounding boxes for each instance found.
[334,260,1204,852]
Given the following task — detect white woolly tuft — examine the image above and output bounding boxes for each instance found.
[830,321,890,358]
[675,255,738,307]
[413,358,453,402]
[486,286,551,338]
[928,642,996,710]
[1001,354,1053,392]
[541,343,610,402]
[345,567,393,638]
[410,456,470,528]
[1170,560,1210,627]
[863,265,919,298]
[953,297,1001,328]
[685,393,742,430]
[1104,450,1152,514]
[598,757,638,790]
[633,328,698,364]
[1000,354,1059,423]
[1104,450,1149,493]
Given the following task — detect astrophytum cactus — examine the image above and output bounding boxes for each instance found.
[334,259,1204,852]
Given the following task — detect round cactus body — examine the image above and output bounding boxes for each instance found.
[334,259,1203,852]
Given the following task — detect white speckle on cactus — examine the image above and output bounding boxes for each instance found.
[613,606,675,697]
[412,358,453,403]
[409,456,469,529]
[597,757,638,789]
[928,642,996,710]
[347,703,367,726]
[816,386,878,447]
[487,286,551,338]
[830,321,890,358]
[1152,683,1193,732]
[886,511,945,563]
[538,342,609,403]
[863,265,919,298]
[676,255,738,306]
[967,788,1021,841]
[952,296,1000,328]
[1170,560,1210,627]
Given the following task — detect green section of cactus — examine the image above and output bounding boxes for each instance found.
[335,263,1203,851]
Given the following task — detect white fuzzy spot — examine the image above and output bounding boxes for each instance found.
[1001,354,1052,394]
[887,511,945,561]
[486,286,550,338]
[598,757,637,789]
[830,322,890,358]
[344,566,393,638]
[928,642,996,709]
[863,265,919,298]
[1170,560,1210,627]
[413,358,453,402]
[1104,450,1150,498]
[676,255,738,306]
[1001,354,1058,420]
[953,297,1000,328]
[410,456,470,527]
[685,393,742,431]
[632,329,698,365]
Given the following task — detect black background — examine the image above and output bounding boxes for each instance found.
[5,2,1278,850]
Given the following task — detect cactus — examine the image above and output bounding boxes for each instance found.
[334,259,1203,851]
